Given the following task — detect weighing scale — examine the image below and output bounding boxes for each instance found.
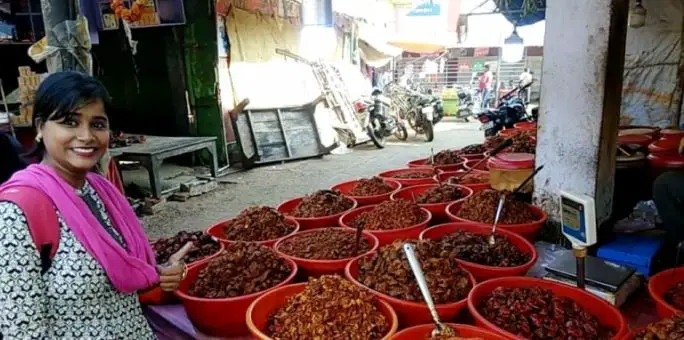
[545,191,641,306]
[559,191,598,289]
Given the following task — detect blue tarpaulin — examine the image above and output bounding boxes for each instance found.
[497,0,545,26]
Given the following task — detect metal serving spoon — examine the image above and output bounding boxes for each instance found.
[488,195,506,245]
[403,243,457,338]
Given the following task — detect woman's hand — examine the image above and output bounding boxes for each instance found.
[157,242,193,292]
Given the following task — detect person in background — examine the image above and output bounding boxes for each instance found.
[0,72,189,339]
[518,68,533,102]
[0,132,26,183]
[653,137,684,262]
[479,64,493,109]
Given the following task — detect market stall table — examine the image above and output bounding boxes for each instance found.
[110,136,219,198]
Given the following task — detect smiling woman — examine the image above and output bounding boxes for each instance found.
[0,72,189,339]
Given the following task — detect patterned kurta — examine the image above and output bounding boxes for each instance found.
[0,182,155,339]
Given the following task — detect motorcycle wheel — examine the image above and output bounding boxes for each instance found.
[424,121,435,142]
[394,122,408,141]
[367,120,386,149]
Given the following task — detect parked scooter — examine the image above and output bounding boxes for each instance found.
[454,86,477,122]
[354,88,408,148]
[405,88,442,142]
[477,82,533,137]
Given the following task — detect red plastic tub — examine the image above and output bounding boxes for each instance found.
[648,138,681,156]
[175,254,298,337]
[513,121,537,130]
[330,179,401,206]
[247,282,399,340]
[419,223,537,281]
[346,254,476,327]
[648,267,684,318]
[339,205,432,246]
[435,171,491,193]
[390,184,472,221]
[461,153,486,162]
[277,196,358,230]
[463,160,490,174]
[407,157,465,172]
[205,218,300,248]
[377,168,438,187]
[391,323,508,340]
[139,242,226,305]
[467,277,629,340]
[446,201,548,242]
[274,228,379,278]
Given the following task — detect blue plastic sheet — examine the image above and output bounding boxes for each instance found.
[498,0,546,27]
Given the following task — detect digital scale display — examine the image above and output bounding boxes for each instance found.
[561,197,583,231]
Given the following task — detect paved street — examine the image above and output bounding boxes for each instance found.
[141,119,483,238]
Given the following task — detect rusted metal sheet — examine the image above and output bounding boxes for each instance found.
[233,97,336,167]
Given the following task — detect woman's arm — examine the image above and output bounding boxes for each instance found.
[0,202,49,339]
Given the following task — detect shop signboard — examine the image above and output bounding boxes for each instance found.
[407,0,441,17]
[472,61,485,72]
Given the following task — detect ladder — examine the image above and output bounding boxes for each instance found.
[310,61,369,145]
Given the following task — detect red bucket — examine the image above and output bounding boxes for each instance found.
[390,184,472,221]
[339,205,432,246]
[463,160,490,173]
[407,157,465,172]
[139,242,225,305]
[378,168,438,187]
[206,218,299,248]
[330,179,401,206]
[390,323,508,340]
[277,196,358,230]
[434,171,491,193]
[467,277,629,340]
[345,254,475,327]
[446,201,548,242]
[246,282,399,340]
[648,267,684,318]
[175,254,298,337]
[419,223,537,281]
[274,227,379,278]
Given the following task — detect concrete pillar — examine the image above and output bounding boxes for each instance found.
[533,0,629,239]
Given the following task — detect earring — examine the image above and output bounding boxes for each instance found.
[35,132,42,142]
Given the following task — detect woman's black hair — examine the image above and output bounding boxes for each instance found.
[29,71,111,158]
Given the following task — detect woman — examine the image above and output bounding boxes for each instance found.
[0,72,187,339]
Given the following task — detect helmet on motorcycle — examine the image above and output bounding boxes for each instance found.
[371,88,383,96]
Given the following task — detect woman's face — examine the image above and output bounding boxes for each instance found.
[40,98,109,177]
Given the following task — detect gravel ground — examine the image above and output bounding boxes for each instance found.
[142,120,483,238]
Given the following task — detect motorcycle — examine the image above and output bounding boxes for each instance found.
[477,82,533,137]
[454,86,477,122]
[354,89,408,148]
[406,88,442,142]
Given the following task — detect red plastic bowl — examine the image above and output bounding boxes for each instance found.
[247,282,399,340]
[461,153,486,162]
[330,179,402,206]
[277,196,358,230]
[206,218,300,248]
[274,228,379,278]
[139,242,226,305]
[467,277,628,340]
[339,205,432,246]
[377,168,438,187]
[391,323,508,340]
[175,254,298,337]
[390,184,473,221]
[648,267,684,318]
[463,160,490,174]
[513,121,537,130]
[434,171,491,193]
[346,254,476,327]
[446,201,548,242]
[407,158,465,172]
[420,223,537,281]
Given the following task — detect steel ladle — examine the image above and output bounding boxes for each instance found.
[403,243,457,338]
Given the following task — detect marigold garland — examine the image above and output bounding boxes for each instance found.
[110,0,145,23]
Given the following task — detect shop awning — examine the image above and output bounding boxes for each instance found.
[357,26,402,68]
[386,37,449,54]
